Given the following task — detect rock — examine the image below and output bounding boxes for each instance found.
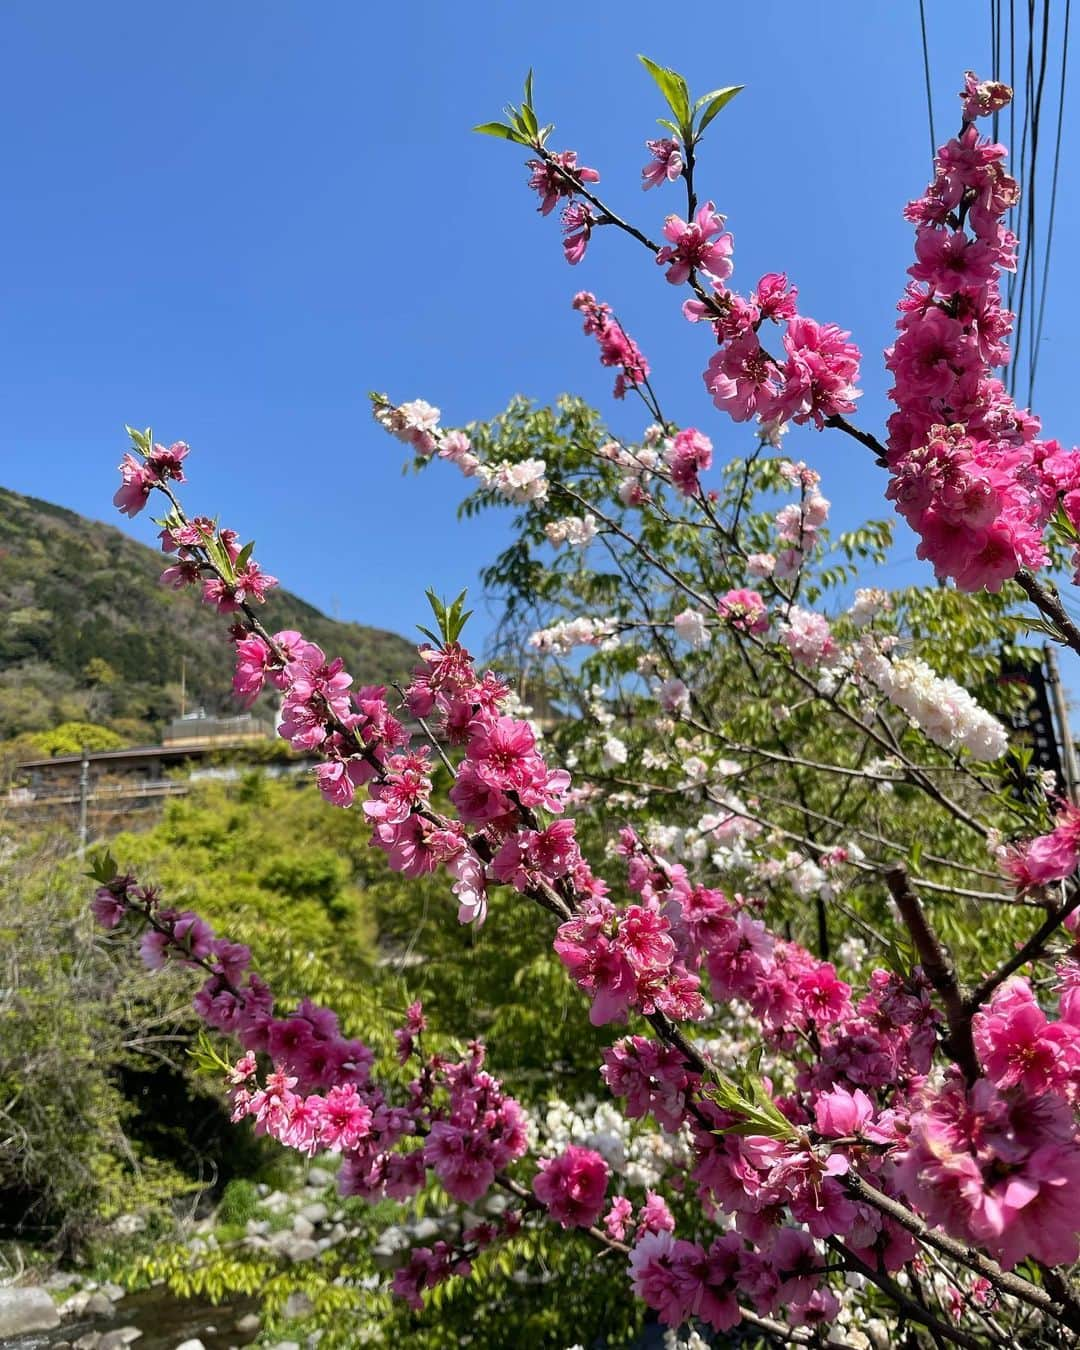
[53,1342,72,1349]
[234,1312,261,1334]
[306,1166,333,1187]
[327,1223,348,1246]
[245,1218,269,1237]
[174,1340,207,1350]
[283,1291,314,1321]
[298,1201,328,1225]
[261,1189,289,1214]
[97,1330,142,1349]
[331,1210,344,1223]
[0,1287,62,1337]
[61,1291,92,1319]
[45,1272,82,1292]
[291,1215,315,1240]
[73,1335,102,1350]
[101,1283,126,1303]
[85,1292,117,1318]
[285,1238,320,1263]
[109,1214,146,1237]
[409,1217,440,1243]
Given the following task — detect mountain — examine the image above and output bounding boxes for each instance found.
[0,486,417,745]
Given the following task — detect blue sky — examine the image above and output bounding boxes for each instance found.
[1,1,1077,663]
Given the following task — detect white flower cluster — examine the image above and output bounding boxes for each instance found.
[528,616,620,655]
[597,437,662,506]
[540,1097,688,1192]
[672,607,711,649]
[857,641,1008,761]
[848,587,892,627]
[480,456,549,504]
[544,514,599,549]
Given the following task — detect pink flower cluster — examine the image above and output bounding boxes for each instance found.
[1000,800,1080,890]
[663,427,713,497]
[885,73,1080,590]
[717,587,768,634]
[532,1144,610,1228]
[629,1225,838,1333]
[159,516,278,613]
[91,874,529,1220]
[525,149,600,216]
[113,441,188,517]
[896,1074,1080,1269]
[571,292,651,400]
[699,275,861,431]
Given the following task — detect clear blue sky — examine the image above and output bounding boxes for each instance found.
[1,2,1076,662]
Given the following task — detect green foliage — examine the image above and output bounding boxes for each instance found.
[22,720,125,757]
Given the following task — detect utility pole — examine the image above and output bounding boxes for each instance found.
[77,747,90,857]
[1044,644,1080,803]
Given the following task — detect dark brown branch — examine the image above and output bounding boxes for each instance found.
[1015,569,1080,659]
[885,865,979,1083]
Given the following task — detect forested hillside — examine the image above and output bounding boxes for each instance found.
[0,486,416,744]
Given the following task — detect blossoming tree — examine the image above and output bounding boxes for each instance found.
[90,64,1080,1347]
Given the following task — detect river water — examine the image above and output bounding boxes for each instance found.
[5,1289,260,1350]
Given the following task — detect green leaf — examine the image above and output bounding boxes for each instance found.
[695,85,744,136]
[524,68,535,111]
[473,121,528,144]
[86,846,117,884]
[234,540,256,573]
[124,424,152,456]
[639,55,691,128]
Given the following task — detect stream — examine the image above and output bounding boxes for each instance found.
[4,1288,260,1350]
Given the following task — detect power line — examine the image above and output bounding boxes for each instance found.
[918,0,937,160]
[1030,0,1070,400]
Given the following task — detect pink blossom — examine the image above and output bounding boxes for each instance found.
[641,137,683,189]
[656,203,734,285]
[663,427,713,496]
[525,150,600,215]
[718,588,768,634]
[533,1145,609,1228]
[114,453,155,517]
[704,330,779,422]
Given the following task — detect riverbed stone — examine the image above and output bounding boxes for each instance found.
[85,1291,117,1318]
[298,1201,328,1225]
[0,1287,62,1337]
[291,1215,315,1240]
[45,1272,82,1291]
[306,1166,333,1187]
[234,1312,261,1333]
[284,1238,320,1262]
[283,1291,314,1321]
[61,1290,92,1318]
[73,1334,102,1350]
[174,1339,207,1350]
[98,1329,142,1349]
[101,1283,126,1303]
